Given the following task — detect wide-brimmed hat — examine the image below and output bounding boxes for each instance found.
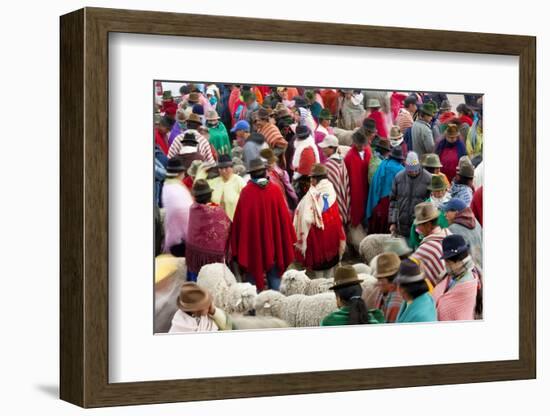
[441,197,467,213]
[428,174,448,192]
[247,158,266,173]
[445,123,460,138]
[205,110,221,121]
[319,108,333,120]
[181,132,199,146]
[329,265,364,290]
[217,154,234,168]
[419,102,437,117]
[304,90,316,103]
[383,237,413,257]
[293,96,308,108]
[318,134,339,149]
[187,92,200,104]
[162,90,173,100]
[186,113,202,125]
[309,163,328,178]
[389,146,405,161]
[440,100,452,111]
[440,234,470,260]
[295,125,311,139]
[367,98,381,108]
[389,125,403,140]
[166,157,187,177]
[230,120,251,133]
[422,153,443,168]
[260,148,277,164]
[375,252,401,279]
[159,115,175,129]
[187,159,203,177]
[362,118,377,133]
[255,107,271,121]
[404,95,419,107]
[394,258,425,284]
[413,202,440,225]
[191,179,213,197]
[177,282,212,313]
[375,137,392,152]
[456,155,475,178]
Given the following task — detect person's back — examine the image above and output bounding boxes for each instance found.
[396,292,437,323]
[411,119,434,159]
[448,209,483,269]
[390,169,431,236]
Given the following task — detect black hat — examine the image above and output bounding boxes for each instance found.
[159,115,175,129]
[217,154,234,168]
[362,118,377,133]
[404,95,419,107]
[440,234,470,260]
[247,158,266,173]
[249,132,266,145]
[181,132,198,146]
[394,258,425,284]
[191,179,213,197]
[351,130,367,145]
[293,96,308,108]
[295,125,311,139]
[389,146,405,160]
[166,157,187,177]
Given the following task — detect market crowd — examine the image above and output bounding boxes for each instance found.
[154,83,484,331]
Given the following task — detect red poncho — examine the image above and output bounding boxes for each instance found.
[344,146,372,226]
[154,128,169,155]
[230,180,296,290]
[368,109,389,139]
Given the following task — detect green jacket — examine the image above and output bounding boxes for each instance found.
[321,306,385,326]
[208,123,231,155]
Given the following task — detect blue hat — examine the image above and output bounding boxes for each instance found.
[441,198,467,212]
[440,234,469,260]
[230,120,251,133]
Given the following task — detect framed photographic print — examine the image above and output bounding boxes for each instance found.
[60,7,536,408]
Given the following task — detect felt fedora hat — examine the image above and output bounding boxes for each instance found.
[309,163,328,178]
[389,146,405,161]
[445,123,460,138]
[187,92,200,103]
[205,110,221,121]
[374,252,401,279]
[186,113,202,124]
[394,258,425,284]
[427,174,448,192]
[247,158,266,173]
[329,265,364,290]
[422,153,443,168]
[217,154,234,169]
[260,148,277,164]
[440,234,470,260]
[413,202,440,225]
[165,156,187,177]
[177,282,212,313]
[191,179,213,197]
[456,155,475,178]
[389,125,403,140]
[319,108,333,120]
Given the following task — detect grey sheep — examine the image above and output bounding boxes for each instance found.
[359,233,394,264]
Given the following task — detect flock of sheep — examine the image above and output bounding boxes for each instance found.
[155,233,394,332]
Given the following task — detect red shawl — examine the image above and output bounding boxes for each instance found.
[471,186,483,226]
[186,203,231,273]
[344,146,371,226]
[154,128,169,155]
[459,114,473,126]
[230,181,296,290]
[368,109,389,139]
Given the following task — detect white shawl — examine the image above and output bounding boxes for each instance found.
[292,134,320,171]
[168,309,219,333]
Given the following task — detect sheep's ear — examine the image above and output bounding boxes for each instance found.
[264,302,271,309]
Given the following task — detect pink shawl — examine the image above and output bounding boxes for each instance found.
[432,275,478,321]
[162,179,194,253]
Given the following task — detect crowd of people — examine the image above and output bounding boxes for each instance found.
[154,83,484,331]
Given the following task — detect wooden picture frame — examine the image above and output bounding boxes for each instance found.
[60,7,536,408]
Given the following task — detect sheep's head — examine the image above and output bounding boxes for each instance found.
[230,283,257,313]
[280,269,309,295]
[255,290,285,316]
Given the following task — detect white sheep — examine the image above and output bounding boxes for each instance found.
[338,145,351,159]
[280,269,334,296]
[154,256,187,333]
[255,290,338,327]
[333,127,359,146]
[359,233,394,263]
[352,263,372,275]
[230,315,289,330]
[348,225,367,252]
[197,263,257,314]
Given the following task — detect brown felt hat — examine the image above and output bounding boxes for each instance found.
[309,163,328,178]
[329,265,364,290]
[177,282,212,313]
[446,123,460,138]
[247,158,266,173]
[187,92,200,103]
[427,174,448,192]
[413,202,440,225]
[260,148,277,164]
[191,179,213,197]
[456,156,475,178]
[422,153,443,168]
[374,252,401,279]
[187,113,202,124]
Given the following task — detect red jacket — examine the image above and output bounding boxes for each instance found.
[344,146,372,226]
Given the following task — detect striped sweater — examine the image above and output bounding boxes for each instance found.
[412,227,452,285]
[167,129,215,163]
[258,123,287,150]
[325,154,350,225]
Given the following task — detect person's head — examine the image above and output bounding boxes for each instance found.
[165,156,187,180]
[362,118,378,143]
[248,132,266,145]
[253,107,271,128]
[455,156,475,183]
[375,137,392,158]
[191,179,213,204]
[309,164,328,186]
[247,158,267,179]
[186,113,202,130]
[230,120,251,140]
[158,116,175,134]
[181,132,199,148]
[242,90,257,107]
[441,198,467,224]
[394,258,429,301]
[405,151,422,177]
[419,102,437,122]
[319,109,333,128]
[404,95,418,113]
[351,130,367,151]
[445,123,460,144]
[205,110,220,127]
[440,234,471,277]
[217,154,234,181]
[177,282,213,317]
[414,202,440,238]
[456,103,473,118]
[428,174,448,199]
[330,266,371,325]
[318,134,339,157]
[367,98,381,111]
[374,252,401,295]
[277,87,288,100]
[422,153,443,175]
[259,148,277,169]
[295,125,311,141]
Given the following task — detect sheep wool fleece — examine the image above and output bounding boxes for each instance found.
[231,180,297,291]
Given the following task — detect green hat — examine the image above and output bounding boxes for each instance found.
[419,102,437,117]
[367,98,381,108]
[162,90,173,100]
[427,174,447,192]
[304,90,316,103]
[319,108,333,120]
[422,153,443,168]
